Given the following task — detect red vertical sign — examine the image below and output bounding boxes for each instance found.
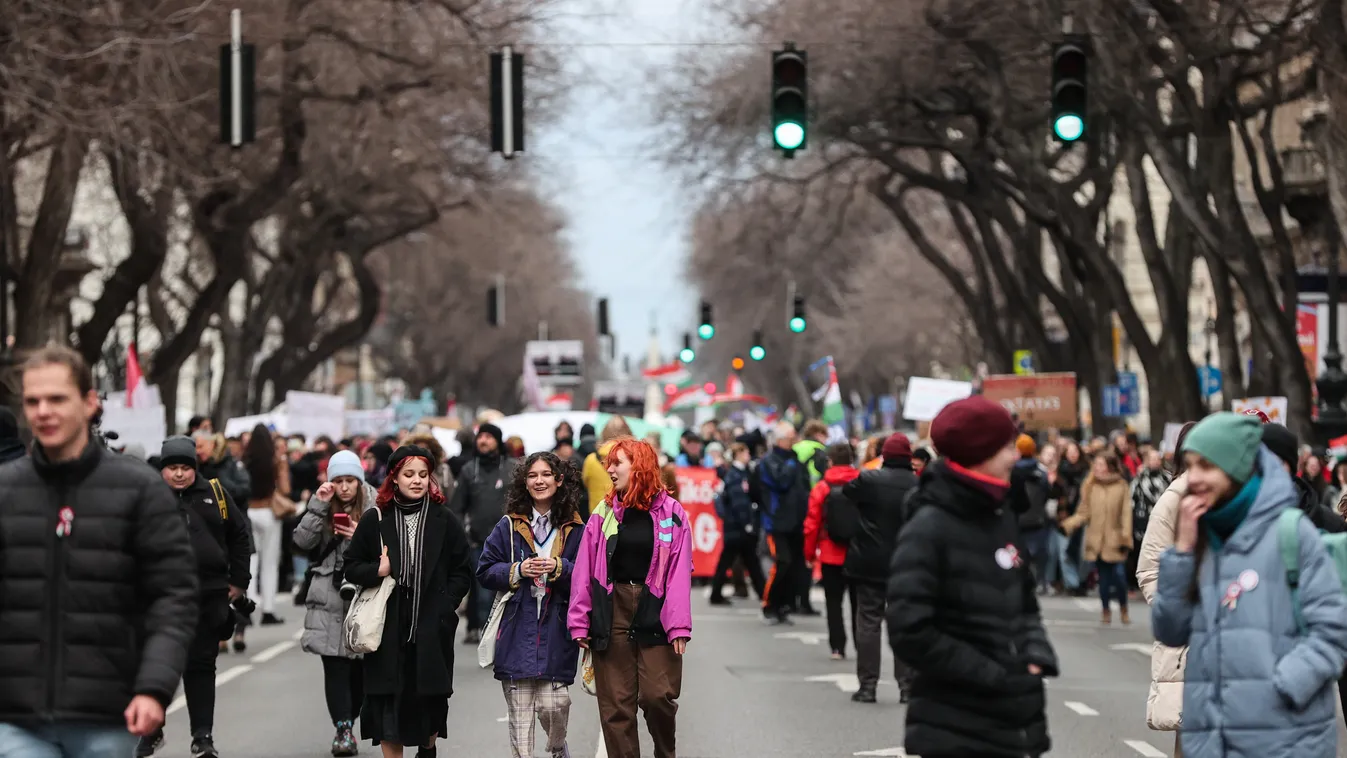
[1297,303,1319,381]
[674,467,722,577]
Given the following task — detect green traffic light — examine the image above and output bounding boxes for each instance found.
[774,121,805,150]
[1053,114,1084,142]
[789,317,806,333]
[698,324,715,340]
[749,345,766,361]
[679,347,695,363]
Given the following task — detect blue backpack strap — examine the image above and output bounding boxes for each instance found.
[1276,507,1308,635]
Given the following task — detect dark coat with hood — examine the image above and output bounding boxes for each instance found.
[477,510,585,683]
[198,446,251,506]
[888,460,1058,757]
[159,437,254,597]
[343,501,474,696]
[842,458,918,586]
[449,424,519,546]
[0,439,199,725]
[754,445,810,534]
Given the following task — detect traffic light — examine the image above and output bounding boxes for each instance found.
[679,333,695,363]
[490,46,526,157]
[698,301,714,340]
[789,295,806,333]
[1051,38,1088,142]
[750,329,766,360]
[219,10,256,147]
[771,46,807,154]
[597,298,609,336]
[487,276,504,327]
[732,356,745,371]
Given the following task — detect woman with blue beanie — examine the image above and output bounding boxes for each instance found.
[1153,412,1347,757]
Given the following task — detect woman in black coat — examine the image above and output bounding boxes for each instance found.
[344,445,474,758]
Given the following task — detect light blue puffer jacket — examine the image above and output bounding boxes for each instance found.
[1152,446,1347,757]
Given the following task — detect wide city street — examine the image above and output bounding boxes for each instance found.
[161,587,1347,758]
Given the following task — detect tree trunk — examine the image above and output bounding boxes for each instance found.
[159,368,180,435]
[14,135,88,348]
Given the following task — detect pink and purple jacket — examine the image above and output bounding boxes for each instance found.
[567,490,694,648]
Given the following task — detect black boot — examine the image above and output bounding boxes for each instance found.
[851,688,877,704]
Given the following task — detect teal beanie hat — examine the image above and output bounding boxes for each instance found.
[1180,412,1264,484]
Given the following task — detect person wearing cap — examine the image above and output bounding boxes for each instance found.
[448,423,519,644]
[344,445,474,758]
[1260,423,1347,534]
[1153,412,1347,758]
[138,436,254,758]
[843,433,920,704]
[886,397,1058,757]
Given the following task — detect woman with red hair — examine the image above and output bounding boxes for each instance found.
[568,437,693,758]
[343,445,474,758]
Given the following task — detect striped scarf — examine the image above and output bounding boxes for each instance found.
[393,495,428,642]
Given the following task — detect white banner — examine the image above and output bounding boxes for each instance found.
[101,402,167,457]
[1231,396,1289,425]
[285,391,345,442]
[902,377,974,422]
[345,408,395,437]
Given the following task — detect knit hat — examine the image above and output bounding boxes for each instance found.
[1260,423,1298,472]
[476,423,504,447]
[389,444,435,471]
[930,396,1018,467]
[1180,412,1263,484]
[881,434,912,460]
[158,435,197,470]
[1016,434,1037,457]
[326,449,365,482]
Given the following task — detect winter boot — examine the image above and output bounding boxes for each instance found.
[1101,608,1112,625]
[331,721,358,757]
[1120,606,1131,625]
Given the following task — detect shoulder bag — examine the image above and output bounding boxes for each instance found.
[343,508,395,654]
[478,516,516,668]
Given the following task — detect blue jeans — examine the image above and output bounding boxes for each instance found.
[1021,528,1051,588]
[0,722,138,758]
[1096,559,1128,610]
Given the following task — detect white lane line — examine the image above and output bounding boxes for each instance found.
[251,640,297,664]
[292,629,304,641]
[1073,598,1098,612]
[167,664,255,715]
[1063,700,1099,716]
[1110,642,1152,655]
[1124,739,1167,757]
[774,631,826,645]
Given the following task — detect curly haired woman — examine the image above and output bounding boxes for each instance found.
[477,451,587,758]
[568,437,693,758]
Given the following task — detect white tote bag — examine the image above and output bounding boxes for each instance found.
[344,508,395,655]
[478,517,515,668]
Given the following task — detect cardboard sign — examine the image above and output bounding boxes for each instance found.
[981,373,1078,430]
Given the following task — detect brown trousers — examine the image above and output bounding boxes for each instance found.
[594,583,683,758]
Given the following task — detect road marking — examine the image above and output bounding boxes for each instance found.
[496,716,507,723]
[806,673,860,692]
[1063,700,1099,716]
[1073,598,1098,612]
[292,629,304,641]
[167,664,255,715]
[1124,739,1167,757]
[774,631,827,645]
[854,749,908,757]
[251,640,297,664]
[1110,642,1152,655]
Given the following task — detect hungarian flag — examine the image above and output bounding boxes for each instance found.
[126,343,144,408]
[642,360,690,385]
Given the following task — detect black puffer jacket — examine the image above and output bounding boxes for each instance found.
[887,460,1058,757]
[1296,476,1347,533]
[175,474,253,594]
[0,441,199,724]
[449,454,519,546]
[842,459,917,585]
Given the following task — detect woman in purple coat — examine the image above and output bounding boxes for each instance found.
[477,451,586,758]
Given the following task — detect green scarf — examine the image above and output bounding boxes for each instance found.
[1200,472,1262,551]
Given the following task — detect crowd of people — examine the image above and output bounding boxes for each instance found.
[5,344,1347,758]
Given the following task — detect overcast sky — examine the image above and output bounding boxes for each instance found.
[532,0,711,374]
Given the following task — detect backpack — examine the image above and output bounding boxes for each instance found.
[822,484,861,545]
[1276,508,1347,634]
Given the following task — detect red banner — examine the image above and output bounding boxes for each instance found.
[1297,303,1319,381]
[674,467,723,577]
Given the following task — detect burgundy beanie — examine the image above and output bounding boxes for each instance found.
[930,396,1018,467]
[881,434,913,460]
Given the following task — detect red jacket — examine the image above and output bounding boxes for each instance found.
[804,465,860,566]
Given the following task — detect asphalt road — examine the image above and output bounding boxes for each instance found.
[154,588,1347,757]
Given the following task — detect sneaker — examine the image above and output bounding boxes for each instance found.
[232,636,247,653]
[332,721,358,757]
[899,688,911,704]
[830,650,845,661]
[191,734,219,758]
[135,730,164,757]
[851,689,877,704]
[260,613,285,626]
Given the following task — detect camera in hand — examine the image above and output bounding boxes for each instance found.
[340,581,358,601]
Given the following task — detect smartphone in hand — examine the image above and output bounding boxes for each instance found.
[332,513,353,531]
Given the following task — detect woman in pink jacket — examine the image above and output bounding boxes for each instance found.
[569,437,693,758]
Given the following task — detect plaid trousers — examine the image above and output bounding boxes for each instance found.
[502,678,572,758]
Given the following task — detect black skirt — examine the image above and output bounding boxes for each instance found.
[360,638,448,746]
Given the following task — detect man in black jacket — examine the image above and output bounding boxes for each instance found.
[888,396,1058,758]
[448,423,518,643]
[756,421,811,625]
[137,437,253,758]
[0,346,198,756]
[842,433,918,703]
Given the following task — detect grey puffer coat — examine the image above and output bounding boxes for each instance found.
[294,484,377,658]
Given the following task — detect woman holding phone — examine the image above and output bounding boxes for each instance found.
[478,451,586,758]
[294,450,377,756]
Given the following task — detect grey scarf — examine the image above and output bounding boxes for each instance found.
[393,495,428,642]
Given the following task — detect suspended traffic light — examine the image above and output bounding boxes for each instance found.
[490,46,526,157]
[750,329,766,360]
[789,295,806,333]
[597,298,609,336]
[771,46,807,155]
[487,275,504,327]
[1051,38,1088,143]
[219,10,256,147]
[698,301,714,340]
[679,333,695,363]
[732,356,745,371]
